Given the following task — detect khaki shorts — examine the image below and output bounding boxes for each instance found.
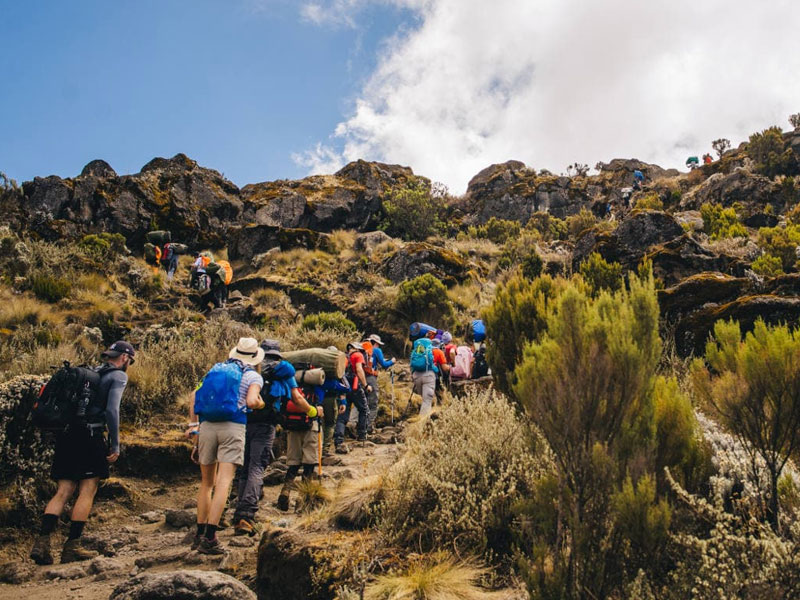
[198,421,246,466]
[286,423,319,466]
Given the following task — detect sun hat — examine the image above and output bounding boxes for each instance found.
[441,332,452,345]
[367,334,384,346]
[229,337,265,366]
[102,340,136,364]
[346,341,364,352]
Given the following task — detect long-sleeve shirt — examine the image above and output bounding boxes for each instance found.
[99,368,128,454]
[372,347,395,370]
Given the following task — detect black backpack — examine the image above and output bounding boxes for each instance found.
[472,347,489,379]
[32,362,116,431]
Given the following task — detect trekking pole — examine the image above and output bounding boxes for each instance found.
[390,369,396,425]
[317,415,323,478]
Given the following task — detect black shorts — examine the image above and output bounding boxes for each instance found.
[51,426,110,481]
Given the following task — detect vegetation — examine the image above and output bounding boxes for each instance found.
[520,248,543,280]
[301,311,356,333]
[758,223,800,271]
[380,179,443,241]
[635,192,664,211]
[712,138,731,158]
[525,211,568,241]
[751,253,784,277]
[78,232,128,261]
[692,319,800,531]
[395,273,454,326]
[747,126,797,178]
[700,202,747,240]
[791,113,800,130]
[470,217,521,244]
[565,207,596,238]
[579,252,623,295]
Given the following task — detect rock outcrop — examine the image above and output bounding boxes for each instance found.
[110,570,256,600]
[645,235,746,287]
[227,225,334,263]
[382,242,470,285]
[680,168,778,211]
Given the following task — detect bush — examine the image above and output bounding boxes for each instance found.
[758,224,800,271]
[635,192,664,211]
[78,232,128,261]
[566,207,596,238]
[579,252,623,295]
[751,253,784,277]
[380,179,444,241]
[497,232,541,272]
[475,217,521,244]
[395,273,454,326]
[520,248,543,280]
[747,126,797,177]
[377,390,550,561]
[301,311,356,333]
[526,212,568,241]
[29,272,72,303]
[700,202,747,240]
[482,274,569,397]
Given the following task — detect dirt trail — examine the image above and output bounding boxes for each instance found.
[0,429,404,600]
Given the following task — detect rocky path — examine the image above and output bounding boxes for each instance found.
[0,426,405,600]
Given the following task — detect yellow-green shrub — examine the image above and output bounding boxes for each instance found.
[395,273,454,326]
[566,207,597,238]
[29,272,72,303]
[301,311,356,333]
[751,253,784,277]
[758,224,800,271]
[579,252,623,295]
[700,202,747,240]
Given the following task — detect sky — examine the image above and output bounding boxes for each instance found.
[2,1,800,194]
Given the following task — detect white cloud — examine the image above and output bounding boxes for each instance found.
[292,143,346,175]
[299,0,800,193]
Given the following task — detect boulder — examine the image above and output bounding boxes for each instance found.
[657,273,753,321]
[742,212,779,228]
[81,159,117,178]
[257,527,334,600]
[354,230,392,252]
[164,509,195,528]
[681,167,777,211]
[227,224,334,263]
[645,235,746,287]
[0,561,35,584]
[110,570,256,600]
[382,242,470,285]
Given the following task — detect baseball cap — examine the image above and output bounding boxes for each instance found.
[102,340,136,364]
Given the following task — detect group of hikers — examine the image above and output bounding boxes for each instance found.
[686,154,714,169]
[143,230,233,309]
[28,320,490,562]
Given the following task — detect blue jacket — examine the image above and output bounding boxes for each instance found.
[311,377,350,407]
[266,360,298,411]
[372,347,395,370]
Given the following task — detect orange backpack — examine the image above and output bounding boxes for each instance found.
[217,260,233,285]
[361,341,376,376]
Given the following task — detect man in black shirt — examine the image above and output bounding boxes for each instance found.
[30,341,135,565]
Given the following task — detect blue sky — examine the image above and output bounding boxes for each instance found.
[0,0,413,185]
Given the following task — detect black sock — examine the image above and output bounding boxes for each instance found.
[196,523,206,537]
[302,464,315,478]
[67,521,86,541]
[40,514,59,536]
[204,524,218,541]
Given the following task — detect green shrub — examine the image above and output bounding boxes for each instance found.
[301,311,356,333]
[481,274,570,397]
[579,252,623,295]
[751,253,784,277]
[380,179,444,241]
[526,212,568,241]
[700,202,747,240]
[377,390,550,560]
[475,217,521,244]
[520,248,543,280]
[566,207,597,238]
[29,272,72,303]
[78,232,128,260]
[747,126,797,177]
[395,273,454,326]
[497,232,541,271]
[635,192,664,211]
[758,224,800,271]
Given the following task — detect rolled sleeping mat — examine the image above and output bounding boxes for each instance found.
[409,322,437,341]
[171,243,190,255]
[283,348,347,379]
[145,230,171,246]
[294,368,326,387]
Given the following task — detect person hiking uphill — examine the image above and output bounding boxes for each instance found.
[185,338,265,554]
[361,334,395,433]
[633,169,644,191]
[409,337,439,417]
[30,341,135,566]
[334,342,371,454]
[276,369,324,512]
[160,242,179,280]
[310,349,349,457]
[230,339,285,537]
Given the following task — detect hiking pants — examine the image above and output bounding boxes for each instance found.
[334,388,368,445]
[322,394,338,453]
[365,374,379,432]
[412,371,437,417]
[234,422,276,521]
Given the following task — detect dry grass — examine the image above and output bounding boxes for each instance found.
[76,272,112,294]
[448,238,502,263]
[329,475,384,530]
[0,342,86,383]
[364,555,503,600]
[330,229,357,254]
[296,478,333,513]
[0,293,55,330]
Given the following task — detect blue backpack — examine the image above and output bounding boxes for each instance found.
[410,338,435,373]
[194,359,249,423]
[472,319,487,343]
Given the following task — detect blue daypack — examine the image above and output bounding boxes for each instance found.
[472,319,486,343]
[194,359,249,423]
[410,338,435,372]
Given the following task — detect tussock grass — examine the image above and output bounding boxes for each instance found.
[330,229,357,254]
[364,556,502,600]
[0,293,54,330]
[295,478,333,513]
[330,475,384,530]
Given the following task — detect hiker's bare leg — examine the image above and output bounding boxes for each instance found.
[44,480,77,516]
[71,478,99,521]
[207,462,236,526]
[197,463,216,525]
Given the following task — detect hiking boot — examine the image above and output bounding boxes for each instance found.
[277,492,290,512]
[190,535,203,550]
[30,535,53,566]
[234,518,260,537]
[335,444,349,455]
[60,539,98,563]
[197,537,225,555]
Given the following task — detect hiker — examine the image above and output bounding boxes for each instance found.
[450,344,474,381]
[276,371,324,512]
[410,337,438,417]
[204,261,232,309]
[633,169,644,190]
[703,153,713,165]
[442,332,456,365]
[472,342,490,379]
[361,334,395,433]
[160,242,179,280]
[310,349,350,457]
[334,342,370,454]
[30,341,135,566]
[185,338,266,554]
[686,156,700,170]
[431,339,450,401]
[190,252,213,293]
[621,187,633,209]
[230,340,286,537]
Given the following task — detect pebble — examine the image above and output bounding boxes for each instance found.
[165,509,195,528]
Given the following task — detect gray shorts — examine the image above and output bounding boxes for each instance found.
[198,421,246,466]
[286,422,319,466]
